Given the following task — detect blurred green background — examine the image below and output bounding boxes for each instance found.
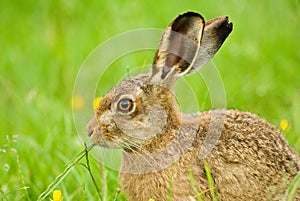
[1,0,300,200]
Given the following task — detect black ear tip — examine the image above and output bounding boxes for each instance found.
[218,16,233,33]
[228,22,233,30]
[223,16,233,30]
[178,11,204,21]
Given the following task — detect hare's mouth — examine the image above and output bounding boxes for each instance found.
[89,129,113,148]
[87,124,122,149]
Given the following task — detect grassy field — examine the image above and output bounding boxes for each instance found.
[1,0,300,200]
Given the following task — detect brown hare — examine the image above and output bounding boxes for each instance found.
[86,12,300,201]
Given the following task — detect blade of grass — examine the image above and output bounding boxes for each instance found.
[188,168,204,201]
[204,160,218,201]
[282,171,300,201]
[37,144,96,201]
[83,143,102,200]
[113,188,121,201]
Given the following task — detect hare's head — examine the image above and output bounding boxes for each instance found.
[86,12,232,150]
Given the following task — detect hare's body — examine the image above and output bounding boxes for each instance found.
[87,12,300,200]
[120,110,300,201]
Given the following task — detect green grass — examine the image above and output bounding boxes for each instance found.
[1,0,300,200]
[203,160,218,201]
[284,171,300,201]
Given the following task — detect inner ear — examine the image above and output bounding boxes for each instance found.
[152,12,204,83]
[172,14,201,34]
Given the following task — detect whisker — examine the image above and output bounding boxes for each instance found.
[114,141,135,160]
[119,136,165,170]
[114,137,155,167]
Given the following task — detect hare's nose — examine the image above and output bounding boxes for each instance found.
[86,115,98,137]
[87,129,94,137]
[87,127,101,137]
[86,123,94,136]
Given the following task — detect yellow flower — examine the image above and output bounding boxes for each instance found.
[93,97,102,110]
[71,95,85,111]
[280,119,291,133]
[53,190,63,201]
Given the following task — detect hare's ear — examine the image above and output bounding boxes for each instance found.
[150,12,204,88]
[190,16,233,73]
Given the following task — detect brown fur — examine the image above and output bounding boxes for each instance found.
[118,110,300,201]
[86,12,300,200]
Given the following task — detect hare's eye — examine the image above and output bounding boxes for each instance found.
[117,98,134,113]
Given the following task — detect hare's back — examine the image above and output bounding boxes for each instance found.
[197,109,300,171]
[192,109,300,199]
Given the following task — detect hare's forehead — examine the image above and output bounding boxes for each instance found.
[110,80,144,100]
